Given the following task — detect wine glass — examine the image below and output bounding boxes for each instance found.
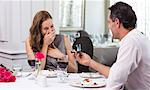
[28,59,36,72]
[57,55,69,82]
[27,59,37,80]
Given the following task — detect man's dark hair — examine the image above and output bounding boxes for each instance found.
[109,2,137,30]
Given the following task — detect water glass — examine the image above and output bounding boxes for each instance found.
[57,66,68,83]
[35,75,47,87]
[12,64,23,77]
[57,56,68,82]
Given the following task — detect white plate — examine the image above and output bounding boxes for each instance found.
[70,79,106,88]
[41,70,57,78]
[80,73,104,78]
[45,70,57,78]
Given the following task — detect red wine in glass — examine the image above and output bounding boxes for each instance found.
[57,55,69,70]
[57,61,68,69]
[28,60,36,71]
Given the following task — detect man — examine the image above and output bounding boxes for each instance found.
[75,2,150,90]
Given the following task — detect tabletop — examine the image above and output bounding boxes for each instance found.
[0,72,109,90]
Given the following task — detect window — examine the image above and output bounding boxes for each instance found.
[110,0,150,39]
[60,0,85,32]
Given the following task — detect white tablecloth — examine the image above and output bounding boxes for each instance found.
[0,73,108,90]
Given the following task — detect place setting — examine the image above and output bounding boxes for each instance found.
[79,72,105,79]
[69,77,106,88]
[69,72,106,88]
[27,59,58,79]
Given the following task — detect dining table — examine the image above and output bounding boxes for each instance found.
[0,72,109,90]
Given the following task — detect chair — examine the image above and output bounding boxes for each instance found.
[73,37,93,73]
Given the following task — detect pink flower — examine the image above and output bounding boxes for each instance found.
[0,67,16,82]
[35,52,45,77]
[0,67,6,72]
[4,71,11,77]
[9,76,16,82]
[35,52,45,61]
[3,71,12,81]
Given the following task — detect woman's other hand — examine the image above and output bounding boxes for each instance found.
[47,47,64,59]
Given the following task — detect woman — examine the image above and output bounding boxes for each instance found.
[25,10,77,72]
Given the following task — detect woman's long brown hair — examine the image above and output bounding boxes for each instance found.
[29,10,52,52]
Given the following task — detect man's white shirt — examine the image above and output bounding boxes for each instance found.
[106,30,150,90]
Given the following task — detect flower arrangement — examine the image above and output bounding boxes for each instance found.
[35,52,45,77]
[0,64,16,82]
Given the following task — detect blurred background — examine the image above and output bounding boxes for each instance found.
[0,0,150,70]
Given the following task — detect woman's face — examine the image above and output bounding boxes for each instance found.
[41,18,55,35]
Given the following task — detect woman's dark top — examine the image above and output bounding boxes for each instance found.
[44,35,66,70]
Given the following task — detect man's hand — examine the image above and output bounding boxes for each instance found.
[75,52,92,66]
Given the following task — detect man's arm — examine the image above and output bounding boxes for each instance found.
[75,52,110,78]
[89,59,110,78]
